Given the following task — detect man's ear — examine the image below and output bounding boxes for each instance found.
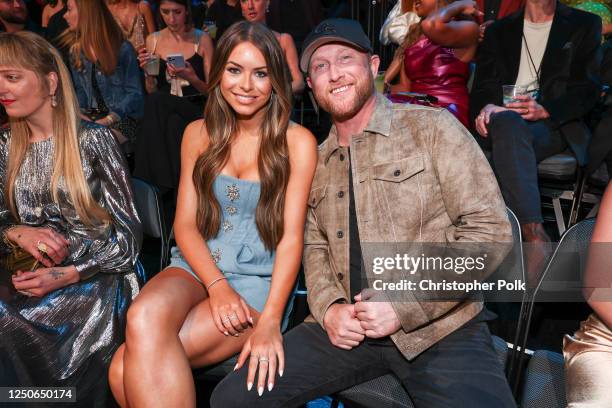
[306,75,312,89]
[369,54,381,78]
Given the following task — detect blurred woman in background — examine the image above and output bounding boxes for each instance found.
[385,0,480,127]
[106,0,156,52]
[240,0,304,95]
[133,0,213,197]
[61,0,144,150]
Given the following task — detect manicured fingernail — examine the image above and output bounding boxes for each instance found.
[268,382,273,392]
[249,316,254,324]
[258,386,263,396]
[233,363,239,371]
[279,369,283,377]
[234,333,240,337]
[247,382,253,391]
[224,331,229,336]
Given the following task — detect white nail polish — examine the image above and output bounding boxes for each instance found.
[224,331,229,336]
[268,382,273,392]
[258,386,264,396]
[279,369,284,377]
[233,363,239,371]
[247,382,253,391]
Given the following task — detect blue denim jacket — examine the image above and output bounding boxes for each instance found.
[70,41,144,120]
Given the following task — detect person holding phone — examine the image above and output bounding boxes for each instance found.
[133,0,214,197]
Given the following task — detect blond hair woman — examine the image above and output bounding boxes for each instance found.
[0,31,142,405]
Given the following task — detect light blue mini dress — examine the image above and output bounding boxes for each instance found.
[168,174,294,330]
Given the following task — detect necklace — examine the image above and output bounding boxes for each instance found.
[521,31,542,100]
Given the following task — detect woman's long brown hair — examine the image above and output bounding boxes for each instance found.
[193,21,292,251]
[60,0,124,75]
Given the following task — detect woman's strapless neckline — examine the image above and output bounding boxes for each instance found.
[217,172,261,185]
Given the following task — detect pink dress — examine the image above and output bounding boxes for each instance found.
[389,35,470,127]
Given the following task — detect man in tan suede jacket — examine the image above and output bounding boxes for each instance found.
[212,19,517,408]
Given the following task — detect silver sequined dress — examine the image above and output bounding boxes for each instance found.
[0,122,142,405]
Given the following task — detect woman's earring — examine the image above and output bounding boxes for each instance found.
[51,94,58,108]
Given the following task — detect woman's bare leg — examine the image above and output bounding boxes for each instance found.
[109,268,260,407]
[111,268,207,408]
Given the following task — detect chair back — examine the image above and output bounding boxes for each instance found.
[131,177,168,270]
[520,350,566,408]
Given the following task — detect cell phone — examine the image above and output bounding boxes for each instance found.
[166,53,185,68]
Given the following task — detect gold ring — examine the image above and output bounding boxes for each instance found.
[37,241,48,253]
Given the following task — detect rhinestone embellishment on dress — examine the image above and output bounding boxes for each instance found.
[226,184,240,202]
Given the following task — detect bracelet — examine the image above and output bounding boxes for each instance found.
[2,225,20,249]
[206,276,227,291]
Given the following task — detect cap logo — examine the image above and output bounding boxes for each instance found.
[315,23,336,34]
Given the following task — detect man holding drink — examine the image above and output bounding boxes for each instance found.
[469,0,602,284]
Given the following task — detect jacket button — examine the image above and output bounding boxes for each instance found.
[337,272,344,280]
[337,230,344,239]
[339,154,345,161]
[394,169,401,177]
[337,191,344,198]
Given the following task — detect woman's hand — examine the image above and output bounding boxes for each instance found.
[234,318,284,395]
[137,48,153,70]
[167,61,198,84]
[505,94,550,122]
[12,265,79,297]
[5,225,70,267]
[207,279,253,336]
[475,103,507,137]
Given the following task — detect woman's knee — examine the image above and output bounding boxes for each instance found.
[108,345,125,386]
[125,295,176,342]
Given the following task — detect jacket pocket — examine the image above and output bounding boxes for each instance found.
[371,156,427,236]
[308,184,328,208]
[372,156,425,182]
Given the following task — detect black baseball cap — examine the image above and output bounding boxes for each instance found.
[300,18,373,73]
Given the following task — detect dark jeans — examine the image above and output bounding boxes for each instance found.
[210,313,516,408]
[488,111,567,224]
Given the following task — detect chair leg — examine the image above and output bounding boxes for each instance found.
[552,195,566,236]
[569,168,587,226]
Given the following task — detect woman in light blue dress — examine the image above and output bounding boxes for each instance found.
[108,21,318,407]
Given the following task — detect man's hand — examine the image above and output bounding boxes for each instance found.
[323,303,365,350]
[354,290,401,338]
[475,104,507,137]
[505,94,550,121]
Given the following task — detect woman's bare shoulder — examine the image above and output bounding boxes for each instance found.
[286,122,317,155]
[183,119,210,157]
